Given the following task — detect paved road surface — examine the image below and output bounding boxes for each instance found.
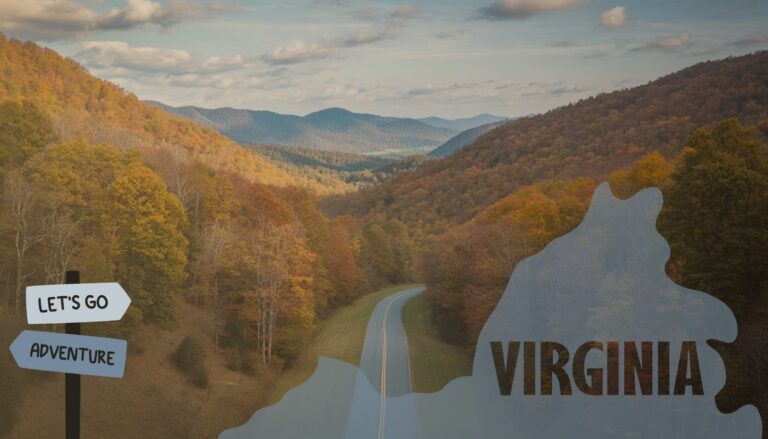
[219,286,426,439]
[359,287,424,398]
[357,286,423,439]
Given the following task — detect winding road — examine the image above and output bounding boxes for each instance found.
[219,286,426,439]
[357,286,424,439]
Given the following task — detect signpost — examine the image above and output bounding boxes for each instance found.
[9,330,128,378]
[8,271,131,439]
[26,281,131,324]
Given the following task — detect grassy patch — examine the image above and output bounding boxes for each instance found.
[5,300,269,439]
[402,294,472,393]
[266,284,420,405]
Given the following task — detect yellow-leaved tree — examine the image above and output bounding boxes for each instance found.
[25,140,188,325]
[110,161,189,325]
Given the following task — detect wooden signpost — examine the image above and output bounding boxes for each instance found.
[8,271,131,439]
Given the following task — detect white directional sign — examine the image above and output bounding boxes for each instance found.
[25,282,131,325]
[10,330,128,378]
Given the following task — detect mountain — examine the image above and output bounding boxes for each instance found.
[325,51,768,236]
[148,103,455,155]
[428,120,509,158]
[0,35,341,192]
[417,114,507,132]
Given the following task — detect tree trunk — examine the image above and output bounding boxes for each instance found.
[14,232,24,315]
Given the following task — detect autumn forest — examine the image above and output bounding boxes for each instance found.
[0,34,768,437]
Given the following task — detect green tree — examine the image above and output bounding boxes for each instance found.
[25,141,189,324]
[0,100,57,173]
[360,224,395,288]
[110,161,189,324]
[660,119,768,310]
[384,219,416,284]
[659,119,768,431]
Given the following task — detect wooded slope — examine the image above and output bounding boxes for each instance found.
[326,51,768,236]
[0,35,344,193]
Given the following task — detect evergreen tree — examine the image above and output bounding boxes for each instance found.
[660,119,768,311]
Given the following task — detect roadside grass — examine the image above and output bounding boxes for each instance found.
[265,284,420,405]
[6,300,269,439]
[2,282,468,439]
[402,294,472,393]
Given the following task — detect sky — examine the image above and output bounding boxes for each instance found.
[1,0,767,118]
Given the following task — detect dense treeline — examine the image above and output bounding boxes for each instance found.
[0,34,351,195]
[319,53,768,431]
[0,33,420,364]
[424,152,673,346]
[249,144,438,194]
[325,51,768,239]
[248,144,393,191]
[424,177,597,344]
[658,120,768,421]
[0,99,417,360]
[0,36,423,433]
[423,119,768,432]
[3,31,768,435]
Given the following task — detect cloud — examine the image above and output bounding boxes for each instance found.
[686,32,768,57]
[72,42,291,94]
[435,30,473,39]
[550,40,577,48]
[729,32,768,46]
[405,86,440,97]
[341,28,400,47]
[521,81,594,96]
[262,5,407,65]
[117,68,293,91]
[351,3,416,22]
[0,0,233,41]
[477,0,587,20]
[313,0,349,5]
[159,73,281,90]
[262,27,400,65]
[630,33,692,52]
[600,6,627,28]
[402,81,496,99]
[319,84,372,102]
[392,5,417,19]
[76,41,246,74]
[349,6,380,21]
[261,40,339,65]
[716,0,761,17]
[580,49,608,59]
[683,32,768,57]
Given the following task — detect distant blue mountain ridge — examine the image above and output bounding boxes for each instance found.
[147,101,506,155]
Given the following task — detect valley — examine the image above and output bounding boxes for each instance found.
[0,28,767,438]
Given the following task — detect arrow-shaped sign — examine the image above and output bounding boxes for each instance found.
[25,282,131,324]
[9,330,128,378]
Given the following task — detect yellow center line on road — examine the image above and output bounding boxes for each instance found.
[377,291,412,439]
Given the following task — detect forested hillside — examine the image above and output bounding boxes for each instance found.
[422,123,768,432]
[417,114,507,132]
[0,35,353,195]
[325,51,768,237]
[0,33,420,364]
[0,36,420,437]
[321,52,768,430]
[248,144,394,190]
[428,121,507,158]
[3,31,768,436]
